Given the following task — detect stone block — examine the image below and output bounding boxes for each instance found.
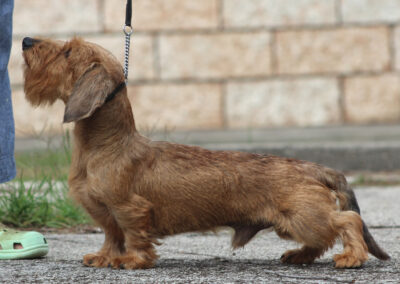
[276,27,390,74]
[128,84,223,131]
[12,88,71,138]
[344,74,400,123]
[86,35,155,81]
[160,32,271,79]
[9,39,25,86]
[226,78,340,128]
[104,0,219,32]
[393,26,400,71]
[223,0,336,28]
[13,0,100,36]
[342,0,400,23]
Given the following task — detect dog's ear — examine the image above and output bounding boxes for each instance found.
[63,65,117,123]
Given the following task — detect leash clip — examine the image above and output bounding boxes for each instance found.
[123,0,133,81]
[123,25,133,36]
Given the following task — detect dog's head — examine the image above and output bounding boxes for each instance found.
[22,37,125,123]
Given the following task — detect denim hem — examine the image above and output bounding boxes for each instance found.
[0,154,16,183]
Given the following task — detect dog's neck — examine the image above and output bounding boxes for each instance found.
[104,82,126,104]
[72,88,147,154]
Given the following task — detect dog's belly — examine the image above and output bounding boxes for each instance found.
[149,193,269,237]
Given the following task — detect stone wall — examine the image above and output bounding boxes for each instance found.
[9,0,400,137]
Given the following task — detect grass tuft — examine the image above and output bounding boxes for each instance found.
[0,176,91,229]
[0,131,91,228]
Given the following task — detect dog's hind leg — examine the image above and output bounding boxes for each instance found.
[331,211,368,268]
[109,194,158,269]
[277,210,368,268]
[275,195,368,268]
[280,246,325,265]
[275,223,329,265]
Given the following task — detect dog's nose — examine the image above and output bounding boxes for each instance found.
[22,37,39,50]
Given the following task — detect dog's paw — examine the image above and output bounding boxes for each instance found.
[333,253,366,268]
[83,253,111,268]
[110,254,155,270]
[280,248,319,265]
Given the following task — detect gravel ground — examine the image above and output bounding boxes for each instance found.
[1,186,399,283]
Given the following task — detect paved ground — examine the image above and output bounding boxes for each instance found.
[1,186,399,283]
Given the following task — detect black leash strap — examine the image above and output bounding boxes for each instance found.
[125,0,132,27]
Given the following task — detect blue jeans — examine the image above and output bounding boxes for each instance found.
[0,0,16,183]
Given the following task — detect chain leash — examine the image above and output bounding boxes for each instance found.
[123,26,132,81]
[123,0,133,82]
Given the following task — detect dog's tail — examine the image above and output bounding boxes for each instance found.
[316,167,390,261]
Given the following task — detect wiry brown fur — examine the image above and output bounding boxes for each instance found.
[23,37,390,269]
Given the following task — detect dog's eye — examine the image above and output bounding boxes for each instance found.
[64,49,71,58]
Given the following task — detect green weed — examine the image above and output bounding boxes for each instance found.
[1,131,91,228]
[0,176,90,228]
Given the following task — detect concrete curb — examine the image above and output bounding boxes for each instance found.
[205,142,400,171]
[15,125,400,171]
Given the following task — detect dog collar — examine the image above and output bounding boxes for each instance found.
[105,82,126,103]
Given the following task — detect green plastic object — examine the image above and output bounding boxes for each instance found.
[0,228,48,259]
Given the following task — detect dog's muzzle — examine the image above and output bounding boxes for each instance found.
[22,37,40,51]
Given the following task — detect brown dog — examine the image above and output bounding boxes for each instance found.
[22,37,389,269]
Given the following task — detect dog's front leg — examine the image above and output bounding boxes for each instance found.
[74,192,125,268]
[108,194,158,269]
[82,204,126,268]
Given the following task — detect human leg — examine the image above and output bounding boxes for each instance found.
[0,1,49,260]
[0,0,16,183]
